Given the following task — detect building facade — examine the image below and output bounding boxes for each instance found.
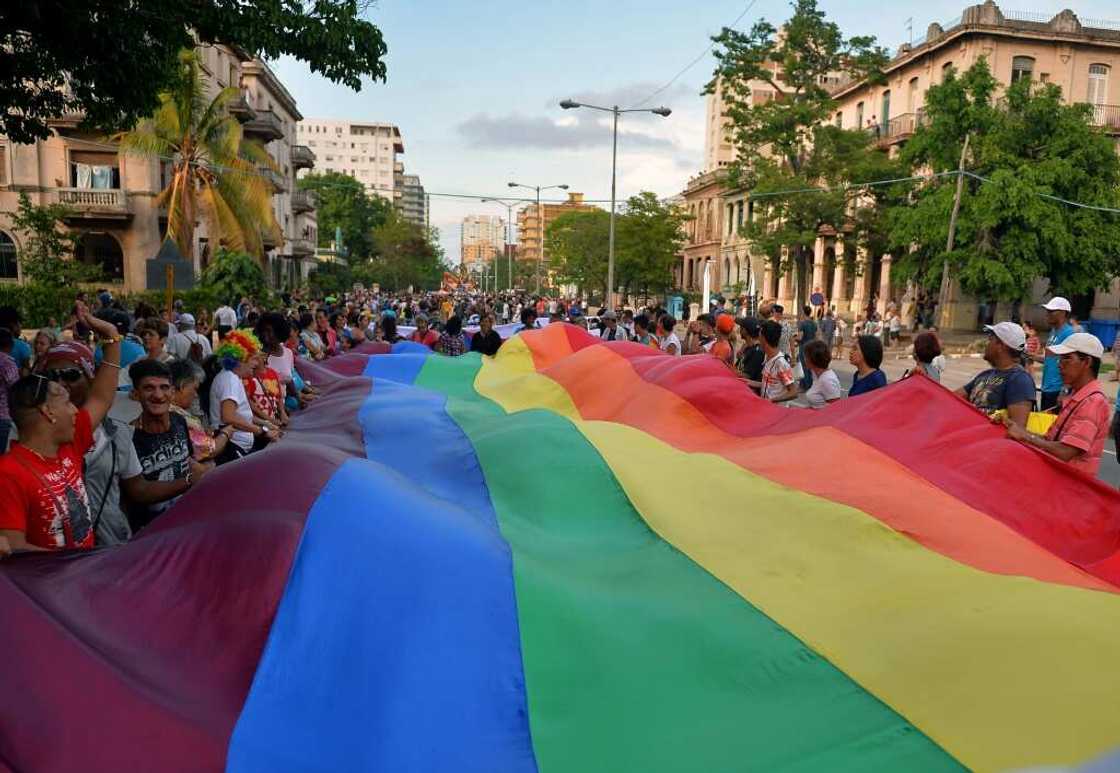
[0,44,317,293]
[397,173,427,228]
[515,191,598,281]
[297,119,404,204]
[460,215,505,267]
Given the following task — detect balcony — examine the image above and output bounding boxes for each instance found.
[242,109,284,142]
[866,111,926,148]
[291,189,316,213]
[291,144,315,170]
[1087,104,1120,134]
[258,165,288,193]
[228,92,257,124]
[55,188,132,221]
[290,237,315,257]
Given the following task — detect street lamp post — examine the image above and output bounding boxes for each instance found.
[508,182,569,294]
[481,198,522,292]
[560,99,671,309]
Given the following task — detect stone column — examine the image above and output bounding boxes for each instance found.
[811,236,827,295]
[877,253,893,315]
[850,246,870,317]
[762,261,774,301]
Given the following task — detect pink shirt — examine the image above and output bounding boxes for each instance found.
[1045,380,1110,475]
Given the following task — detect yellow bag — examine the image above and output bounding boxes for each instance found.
[990,409,1058,435]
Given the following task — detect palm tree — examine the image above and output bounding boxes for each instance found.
[116,50,281,263]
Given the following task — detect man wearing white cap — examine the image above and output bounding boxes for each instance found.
[955,321,1035,427]
[1029,296,1074,411]
[1007,332,1110,475]
[166,313,212,364]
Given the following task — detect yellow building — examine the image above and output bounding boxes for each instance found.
[515,191,598,282]
[0,44,317,293]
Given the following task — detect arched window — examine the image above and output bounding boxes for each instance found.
[0,232,16,279]
[907,77,920,113]
[1011,56,1034,83]
[723,257,731,285]
[74,232,124,282]
[942,61,955,80]
[856,101,864,128]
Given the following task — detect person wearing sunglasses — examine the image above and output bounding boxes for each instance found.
[0,301,120,551]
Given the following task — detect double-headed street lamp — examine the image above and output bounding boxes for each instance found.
[507,181,569,294]
[560,99,671,309]
[481,197,521,292]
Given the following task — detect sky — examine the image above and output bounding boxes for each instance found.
[270,0,1119,264]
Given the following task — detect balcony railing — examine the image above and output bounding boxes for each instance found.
[291,144,315,169]
[258,165,288,192]
[290,237,315,257]
[1087,103,1120,131]
[291,189,316,213]
[56,187,131,218]
[865,110,927,146]
[243,109,284,142]
[228,92,256,124]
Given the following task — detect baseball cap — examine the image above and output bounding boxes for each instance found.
[1048,332,1105,359]
[1041,296,1072,312]
[715,315,736,335]
[178,313,196,327]
[602,310,617,320]
[984,322,1026,352]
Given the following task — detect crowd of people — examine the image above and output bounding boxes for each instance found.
[0,285,1112,558]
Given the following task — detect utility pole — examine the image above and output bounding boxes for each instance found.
[938,133,970,329]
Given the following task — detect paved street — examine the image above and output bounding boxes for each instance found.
[794,345,1120,488]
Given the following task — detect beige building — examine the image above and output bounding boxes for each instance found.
[515,191,598,277]
[397,173,427,228]
[460,215,505,267]
[695,1,1120,324]
[297,119,404,204]
[0,43,317,293]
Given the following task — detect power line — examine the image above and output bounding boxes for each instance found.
[631,0,760,109]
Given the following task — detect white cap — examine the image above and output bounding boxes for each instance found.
[1041,296,1072,312]
[1048,332,1105,359]
[984,322,1026,352]
[178,313,196,327]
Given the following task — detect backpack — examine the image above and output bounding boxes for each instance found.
[186,332,204,364]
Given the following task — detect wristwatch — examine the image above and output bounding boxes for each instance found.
[100,334,123,344]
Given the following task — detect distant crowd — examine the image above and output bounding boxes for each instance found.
[0,285,1111,559]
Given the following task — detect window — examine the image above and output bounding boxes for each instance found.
[736,201,744,228]
[881,90,891,126]
[907,77,919,112]
[727,204,734,236]
[942,61,954,80]
[855,102,864,128]
[0,231,16,279]
[1089,64,1109,106]
[834,112,842,128]
[69,151,120,188]
[1011,56,1034,83]
[74,232,124,281]
[0,144,7,186]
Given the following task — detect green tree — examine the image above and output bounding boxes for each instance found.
[307,261,355,298]
[1,1,387,143]
[9,192,97,287]
[117,50,280,264]
[615,192,689,298]
[888,59,1120,300]
[545,209,611,299]
[708,0,902,287]
[198,247,272,306]
[363,212,447,291]
[297,172,393,260]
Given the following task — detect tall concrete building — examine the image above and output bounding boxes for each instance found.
[0,43,317,292]
[397,173,427,228]
[516,192,598,271]
[296,119,404,203]
[460,215,505,266]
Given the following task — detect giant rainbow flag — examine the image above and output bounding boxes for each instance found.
[3,323,1120,772]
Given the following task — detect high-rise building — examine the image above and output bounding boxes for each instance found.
[296,119,404,203]
[398,173,427,228]
[515,191,598,268]
[460,215,506,266]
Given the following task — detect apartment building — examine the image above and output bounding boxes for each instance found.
[515,192,598,277]
[397,173,427,228]
[460,215,506,267]
[0,43,317,292]
[297,119,404,204]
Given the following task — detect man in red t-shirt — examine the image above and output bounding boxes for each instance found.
[409,314,440,350]
[0,301,121,552]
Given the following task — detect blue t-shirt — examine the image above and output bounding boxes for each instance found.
[849,369,888,397]
[963,366,1036,413]
[94,337,145,369]
[10,338,31,370]
[1042,323,1074,393]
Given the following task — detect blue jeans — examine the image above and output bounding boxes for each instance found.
[798,348,813,390]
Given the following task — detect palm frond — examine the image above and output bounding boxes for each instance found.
[199,179,248,253]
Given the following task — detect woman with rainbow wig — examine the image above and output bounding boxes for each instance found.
[208,330,280,461]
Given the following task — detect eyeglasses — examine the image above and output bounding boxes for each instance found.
[43,367,85,384]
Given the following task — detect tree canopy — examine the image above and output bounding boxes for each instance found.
[888,59,1120,300]
[1,1,387,143]
[297,172,393,261]
[309,212,448,293]
[708,0,902,274]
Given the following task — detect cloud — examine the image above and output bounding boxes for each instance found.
[458,113,677,151]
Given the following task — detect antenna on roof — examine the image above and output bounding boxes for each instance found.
[905,17,913,47]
